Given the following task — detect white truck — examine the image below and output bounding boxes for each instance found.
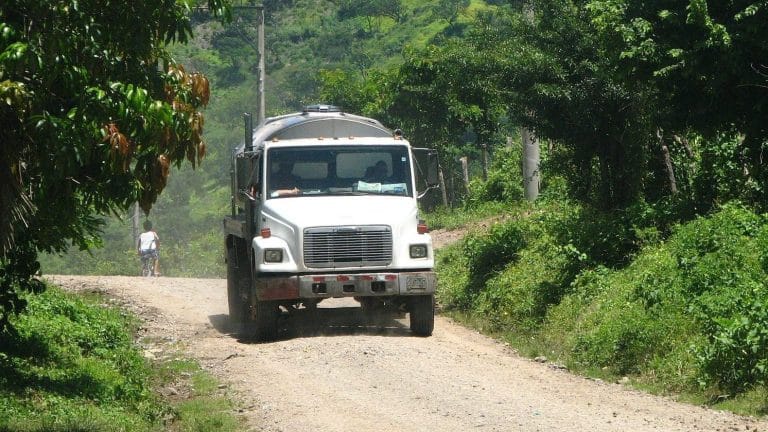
[223,105,440,341]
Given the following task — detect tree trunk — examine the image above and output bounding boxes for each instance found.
[480,144,488,181]
[673,134,694,158]
[658,129,678,195]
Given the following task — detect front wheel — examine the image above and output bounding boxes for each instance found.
[243,299,279,342]
[408,295,434,336]
[226,242,246,329]
[141,256,154,277]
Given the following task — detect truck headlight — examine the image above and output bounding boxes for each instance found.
[264,249,283,263]
[409,244,428,259]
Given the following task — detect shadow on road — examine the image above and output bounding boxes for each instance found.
[209,305,412,343]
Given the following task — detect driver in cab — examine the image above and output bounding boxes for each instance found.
[270,161,301,197]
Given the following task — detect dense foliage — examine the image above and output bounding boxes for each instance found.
[0,286,161,430]
[437,199,768,403]
[39,0,500,277]
[0,284,240,431]
[0,0,230,328]
[318,0,768,212]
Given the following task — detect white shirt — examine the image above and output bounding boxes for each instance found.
[139,231,158,250]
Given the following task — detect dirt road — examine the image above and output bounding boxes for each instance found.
[48,274,766,432]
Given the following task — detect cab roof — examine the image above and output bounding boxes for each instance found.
[249,107,394,150]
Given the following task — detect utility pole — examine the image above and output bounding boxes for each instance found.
[522,128,540,201]
[132,202,140,248]
[138,4,266,243]
[521,1,540,201]
[256,4,265,126]
[226,4,266,123]
[460,157,470,197]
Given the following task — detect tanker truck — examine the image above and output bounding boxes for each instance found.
[223,104,440,341]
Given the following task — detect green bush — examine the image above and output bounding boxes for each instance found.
[571,305,662,375]
[555,260,687,376]
[692,133,758,212]
[437,203,586,329]
[694,282,768,392]
[666,205,768,392]
[466,147,524,207]
[475,229,578,330]
[561,204,768,393]
[462,220,526,292]
[0,286,163,431]
[435,242,473,310]
[670,204,763,289]
[436,214,535,314]
[436,200,768,400]
[543,204,639,269]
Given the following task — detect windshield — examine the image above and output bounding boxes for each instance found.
[266,145,412,198]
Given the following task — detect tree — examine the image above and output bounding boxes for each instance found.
[322,4,660,209]
[337,0,405,32]
[318,36,511,203]
[0,0,231,330]
[319,0,768,214]
[478,2,657,208]
[585,0,768,206]
[433,0,470,26]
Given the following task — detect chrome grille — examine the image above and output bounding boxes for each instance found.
[303,225,392,268]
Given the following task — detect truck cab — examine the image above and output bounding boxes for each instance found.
[223,105,439,341]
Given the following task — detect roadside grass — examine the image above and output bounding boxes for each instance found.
[434,201,768,417]
[423,200,516,231]
[0,284,242,432]
[156,358,241,432]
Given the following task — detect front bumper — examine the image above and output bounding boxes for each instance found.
[255,271,436,301]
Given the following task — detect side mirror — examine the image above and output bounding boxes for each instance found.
[414,147,440,199]
[244,112,253,150]
[233,112,260,211]
[425,149,439,187]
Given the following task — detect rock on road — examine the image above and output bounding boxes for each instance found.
[49,275,766,432]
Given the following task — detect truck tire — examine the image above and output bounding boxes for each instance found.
[226,241,246,330]
[244,299,279,342]
[409,294,435,336]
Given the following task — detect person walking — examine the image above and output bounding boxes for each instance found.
[137,220,160,276]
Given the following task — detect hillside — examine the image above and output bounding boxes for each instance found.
[40,0,492,276]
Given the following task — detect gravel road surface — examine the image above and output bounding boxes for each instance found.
[49,274,766,432]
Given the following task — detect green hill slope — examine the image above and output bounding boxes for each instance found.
[39,0,496,276]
